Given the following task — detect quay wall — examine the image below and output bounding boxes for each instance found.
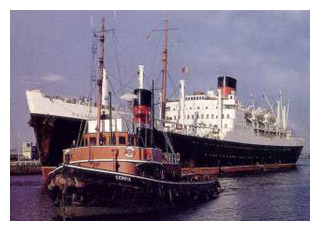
[10,161,41,175]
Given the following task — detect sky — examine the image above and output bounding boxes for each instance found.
[10,10,310,152]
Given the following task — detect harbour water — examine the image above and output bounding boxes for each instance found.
[10,159,310,221]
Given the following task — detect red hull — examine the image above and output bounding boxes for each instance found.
[41,166,57,186]
[182,163,296,177]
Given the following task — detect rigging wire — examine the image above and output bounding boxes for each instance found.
[90,32,98,101]
[87,30,99,119]
[144,34,162,90]
[167,71,179,99]
[112,31,123,92]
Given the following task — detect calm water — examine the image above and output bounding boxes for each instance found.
[10,159,310,221]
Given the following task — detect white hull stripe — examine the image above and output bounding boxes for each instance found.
[49,164,216,185]
[68,159,164,165]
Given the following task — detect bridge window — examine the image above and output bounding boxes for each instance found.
[119,136,126,145]
[89,137,96,145]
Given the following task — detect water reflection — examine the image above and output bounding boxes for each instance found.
[10,159,310,221]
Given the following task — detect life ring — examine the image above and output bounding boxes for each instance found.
[125,146,134,158]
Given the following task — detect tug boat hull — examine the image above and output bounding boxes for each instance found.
[48,164,220,218]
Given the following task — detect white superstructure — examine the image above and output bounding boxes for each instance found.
[26,89,126,121]
[165,89,237,137]
[164,80,303,147]
[26,69,112,120]
[88,119,127,133]
[26,89,96,120]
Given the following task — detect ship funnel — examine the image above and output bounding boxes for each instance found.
[134,65,150,127]
[133,89,151,127]
[218,76,237,97]
[133,87,152,147]
[138,65,144,89]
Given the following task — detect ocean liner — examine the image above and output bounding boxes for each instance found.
[154,76,304,174]
[26,17,304,182]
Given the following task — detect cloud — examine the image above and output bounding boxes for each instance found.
[41,74,63,82]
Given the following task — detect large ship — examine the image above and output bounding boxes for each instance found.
[144,17,303,173]
[26,17,304,182]
[154,76,303,174]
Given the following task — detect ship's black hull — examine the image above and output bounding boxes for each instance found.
[29,114,303,169]
[154,131,303,167]
[48,165,220,218]
[29,113,86,166]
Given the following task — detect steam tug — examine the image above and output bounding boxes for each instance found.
[47,18,220,218]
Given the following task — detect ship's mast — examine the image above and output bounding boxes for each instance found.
[96,18,105,146]
[160,18,169,124]
[146,16,177,124]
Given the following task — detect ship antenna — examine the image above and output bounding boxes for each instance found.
[146,15,178,125]
[250,93,256,110]
[161,17,169,125]
[263,93,276,117]
[95,18,115,146]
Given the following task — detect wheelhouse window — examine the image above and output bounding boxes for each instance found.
[119,136,126,145]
